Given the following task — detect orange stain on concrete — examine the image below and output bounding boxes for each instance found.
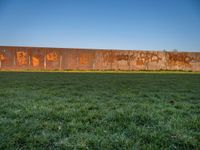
[32,56,40,67]
[80,53,89,65]
[46,52,58,61]
[136,52,161,65]
[16,51,27,65]
[168,53,192,67]
[116,54,129,61]
[0,53,6,61]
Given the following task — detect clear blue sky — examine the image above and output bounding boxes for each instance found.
[0,0,200,51]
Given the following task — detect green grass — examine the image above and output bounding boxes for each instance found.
[0,72,200,149]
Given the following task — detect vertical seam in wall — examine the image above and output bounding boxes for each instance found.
[28,49,31,68]
[44,49,46,69]
[77,49,79,70]
[111,50,113,71]
[129,51,131,71]
[60,55,62,70]
[13,51,16,67]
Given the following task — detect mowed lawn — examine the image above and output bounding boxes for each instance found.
[0,72,200,149]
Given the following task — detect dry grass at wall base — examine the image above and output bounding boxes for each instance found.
[0,72,200,149]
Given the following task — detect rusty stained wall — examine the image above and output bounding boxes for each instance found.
[0,46,200,71]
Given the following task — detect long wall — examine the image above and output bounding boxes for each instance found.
[0,46,200,71]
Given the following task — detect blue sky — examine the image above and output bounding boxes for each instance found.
[0,0,200,51]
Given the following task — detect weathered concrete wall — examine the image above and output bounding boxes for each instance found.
[0,46,200,71]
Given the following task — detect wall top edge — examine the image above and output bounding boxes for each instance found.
[0,45,199,54]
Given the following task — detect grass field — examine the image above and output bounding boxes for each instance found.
[0,72,200,149]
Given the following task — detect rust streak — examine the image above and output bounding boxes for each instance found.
[0,53,6,61]
[32,56,40,67]
[46,52,58,61]
[16,51,27,65]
